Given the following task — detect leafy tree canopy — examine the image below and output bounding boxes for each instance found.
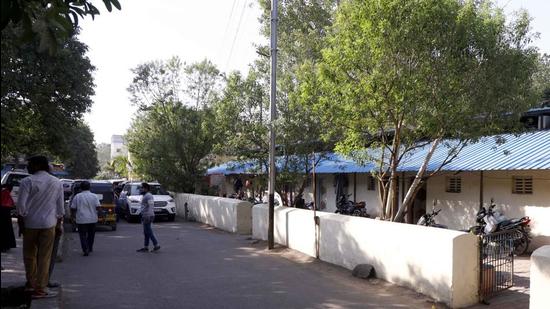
[300,0,540,219]
[127,58,220,192]
[1,25,95,163]
[1,0,121,54]
[64,121,99,179]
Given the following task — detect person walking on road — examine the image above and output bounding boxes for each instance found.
[70,181,100,256]
[136,183,160,253]
[1,184,17,252]
[17,156,64,299]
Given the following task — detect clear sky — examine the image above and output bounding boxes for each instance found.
[80,0,550,144]
[80,0,266,144]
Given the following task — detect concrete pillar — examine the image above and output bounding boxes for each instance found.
[530,245,550,309]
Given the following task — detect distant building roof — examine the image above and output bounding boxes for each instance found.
[207,130,550,175]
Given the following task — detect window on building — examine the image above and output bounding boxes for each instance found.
[367,175,376,191]
[512,176,533,194]
[445,176,461,193]
[116,148,121,153]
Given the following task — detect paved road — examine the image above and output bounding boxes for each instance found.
[54,219,441,309]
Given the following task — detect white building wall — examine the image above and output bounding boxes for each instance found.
[354,173,381,217]
[318,174,337,212]
[427,170,550,249]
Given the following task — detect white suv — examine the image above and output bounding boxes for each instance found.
[120,182,176,222]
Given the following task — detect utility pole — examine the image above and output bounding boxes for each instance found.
[268,0,278,250]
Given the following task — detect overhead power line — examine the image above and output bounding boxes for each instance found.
[219,0,238,51]
[225,0,248,71]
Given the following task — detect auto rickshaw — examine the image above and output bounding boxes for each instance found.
[91,181,117,231]
[69,180,117,231]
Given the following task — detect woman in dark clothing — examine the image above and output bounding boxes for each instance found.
[1,184,17,251]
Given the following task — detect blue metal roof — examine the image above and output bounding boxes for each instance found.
[207,160,264,175]
[399,130,550,171]
[207,130,550,175]
[313,153,378,174]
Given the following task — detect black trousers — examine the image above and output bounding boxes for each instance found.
[77,223,96,253]
[0,207,16,251]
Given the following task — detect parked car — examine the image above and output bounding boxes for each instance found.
[60,178,74,200]
[1,170,30,216]
[120,182,176,222]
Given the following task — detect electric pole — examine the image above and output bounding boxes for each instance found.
[268,0,278,250]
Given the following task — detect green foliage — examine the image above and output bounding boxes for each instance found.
[110,155,130,179]
[96,143,111,168]
[1,0,121,54]
[1,25,95,163]
[127,58,220,192]
[533,54,550,101]
[215,0,338,204]
[300,0,540,219]
[184,59,221,109]
[214,70,269,163]
[64,122,99,179]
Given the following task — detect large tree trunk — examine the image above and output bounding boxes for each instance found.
[394,137,441,222]
[385,125,401,221]
[384,160,399,220]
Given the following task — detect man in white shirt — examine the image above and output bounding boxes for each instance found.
[70,181,100,256]
[17,156,64,299]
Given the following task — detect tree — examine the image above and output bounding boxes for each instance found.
[1,25,95,162]
[214,0,338,205]
[533,54,550,101]
[96,143,111,168]
[302,0,539,220]
[110,155,130,179]
[184,59,221,109]
[127,58,219,192]
[64,122,99,179]
[1,0,121,54]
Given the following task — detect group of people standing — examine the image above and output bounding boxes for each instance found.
[1,155,161,300]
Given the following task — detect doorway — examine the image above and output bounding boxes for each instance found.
[408,182,427,224]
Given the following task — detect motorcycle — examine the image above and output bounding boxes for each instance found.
[417,208,447,228]
[334,194,370,217]
[467,199,531,255]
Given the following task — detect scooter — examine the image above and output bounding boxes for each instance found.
[467,199,531,255]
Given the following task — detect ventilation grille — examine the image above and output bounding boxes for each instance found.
[513,176,533,194]
[446,176,461,193]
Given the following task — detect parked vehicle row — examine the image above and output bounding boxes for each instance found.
[417,199,531,255]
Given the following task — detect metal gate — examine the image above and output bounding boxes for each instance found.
[479,229,521,301]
